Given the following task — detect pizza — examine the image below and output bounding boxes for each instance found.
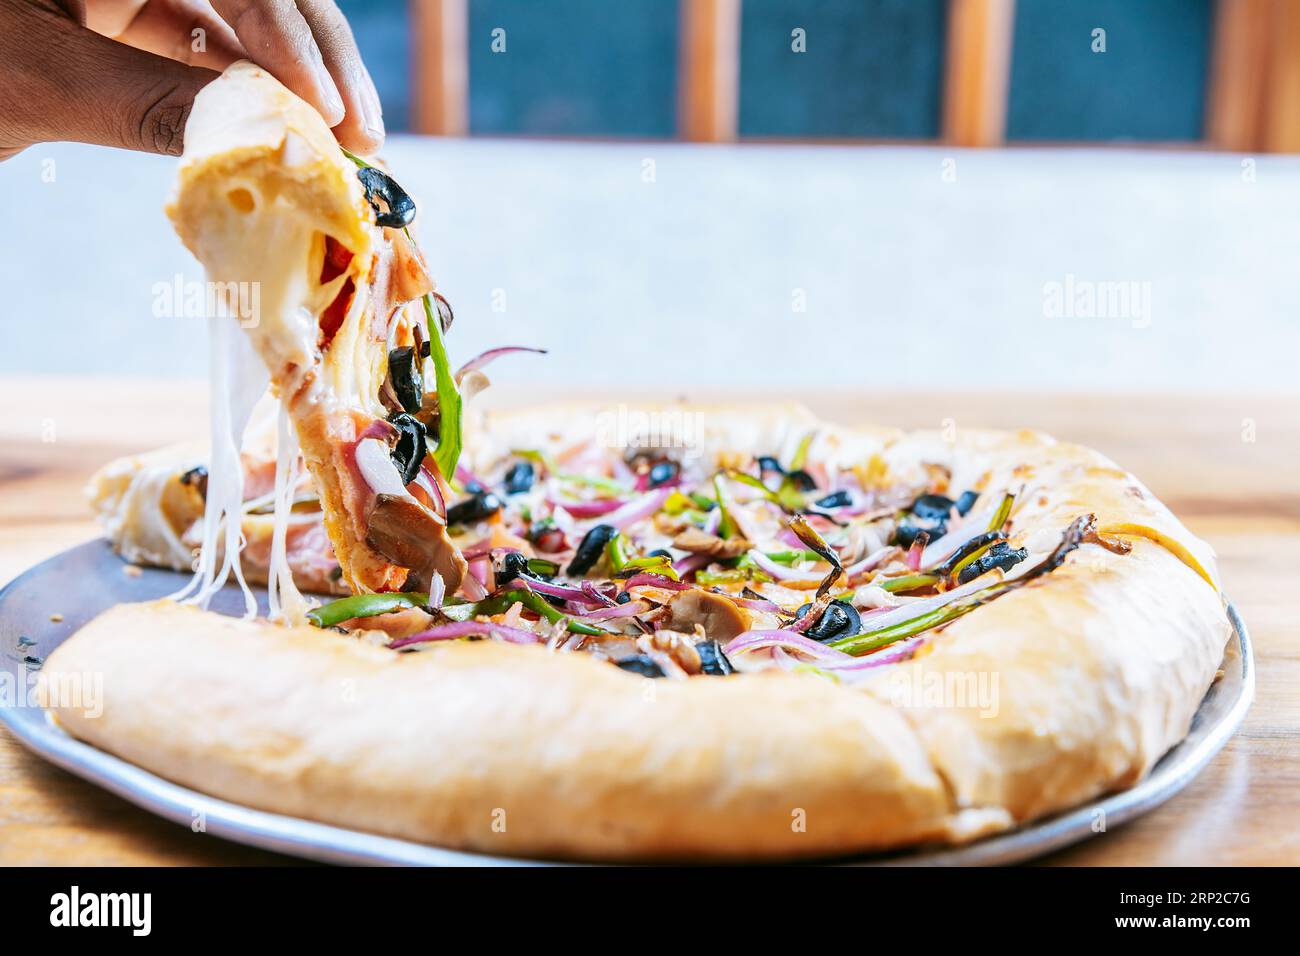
[41,63,1232,862]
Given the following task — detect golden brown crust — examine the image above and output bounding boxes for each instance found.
[50,406,1232,861]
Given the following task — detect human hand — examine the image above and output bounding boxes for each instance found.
[0,0,384,160]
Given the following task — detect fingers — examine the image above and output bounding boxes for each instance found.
[296,0,384,154]
[111,0,247,71]
[0,4,217,156]
[208,0,344,125]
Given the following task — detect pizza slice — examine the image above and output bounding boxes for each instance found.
[166,61,466,604]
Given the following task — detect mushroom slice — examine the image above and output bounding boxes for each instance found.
[671,527,753,559]
[665,589,751,643]
[366,493,466,593]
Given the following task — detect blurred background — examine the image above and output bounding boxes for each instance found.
[3,0,1299,392]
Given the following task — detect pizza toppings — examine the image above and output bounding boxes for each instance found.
[354,164,417,229]
[299,420,1125,681]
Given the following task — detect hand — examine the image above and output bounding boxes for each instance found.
[0,0,384,160]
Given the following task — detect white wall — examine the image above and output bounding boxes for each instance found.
[1,137,1296,392]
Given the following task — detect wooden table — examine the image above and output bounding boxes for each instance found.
[2,379,1296,865]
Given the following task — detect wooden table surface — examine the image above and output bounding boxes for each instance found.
[2,379,1296,866]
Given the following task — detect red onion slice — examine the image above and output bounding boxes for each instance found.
[390,620,542,648]
[604,488,672,531]
[354,437,412,499]
[553,497,625,519]
[621,572,692,591]
[582,600,652,620]
[746,550,824,586]
[456,346,548,379]
[722,629,853,662]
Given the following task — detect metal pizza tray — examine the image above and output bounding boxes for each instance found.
[0,539,1254,866]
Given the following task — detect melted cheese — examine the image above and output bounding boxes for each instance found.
[169,317,267,618]
[266,402,313,623]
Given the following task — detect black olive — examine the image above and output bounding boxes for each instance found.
[495,550,529,586]
[387,346,424,415]
[794,599,862,643]
[615,655,664,678]
[502,461,535,495]
[932,531,1004,577]
[895,521,944,548]
[912,494,956,521]
[956,542,1028,584]
[615,591,632,605]
[387,413,427,485]
[787,469,818,491]
[647,549,672,560]
[567,524,617,576]
[955,490,980,516]
[180,465,208,499]
[356,166,416,228]
[446,491,503,525]
[419,340,431,359]
[696,640,733,676]
[647,460,679,488]
[814,490,852,509]
[756,455,784,474]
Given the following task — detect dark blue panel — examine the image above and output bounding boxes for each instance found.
[1007,0,1213,142]
[468,0,679,137]
[739,0,947,139]
[338,0,412,131]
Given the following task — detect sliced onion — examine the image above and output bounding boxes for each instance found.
[746,549,825,586]
[723,629,854,662]
[672,552,710,577]
[354,437,412,499]
[426,571,446,610]
[921,504,998,567]
[816,637,926,671]
[730,595,782,613]
[459,572,489,602]
[842,546,896,579]
[605,488,672,531]
[582,600,651,620]
[414,464,445,518]
[522,578,605,606]
[847,576,989,634]
[621,572,692,591]
[390,620,541,648]
[456,346,548,379]
[581,580,618,607]
[553,497,624,518]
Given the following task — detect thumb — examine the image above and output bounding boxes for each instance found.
[1,4,218,157]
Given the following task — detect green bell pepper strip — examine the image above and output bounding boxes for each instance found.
[557,472,629,495]
[443,587,607,636]
[828,600,981,656]
[878,572,940,593]
[713,474,738,539]
[789,431,815,471]
[421,292,462,481]
[341,147,463,481]
[831,514,1094,656]
[617,555,679,580]
[308,591,429,628]
[605,532,629,572]
[987,492,1015,533]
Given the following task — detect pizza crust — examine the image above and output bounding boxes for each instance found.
[46,407,1232,860]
